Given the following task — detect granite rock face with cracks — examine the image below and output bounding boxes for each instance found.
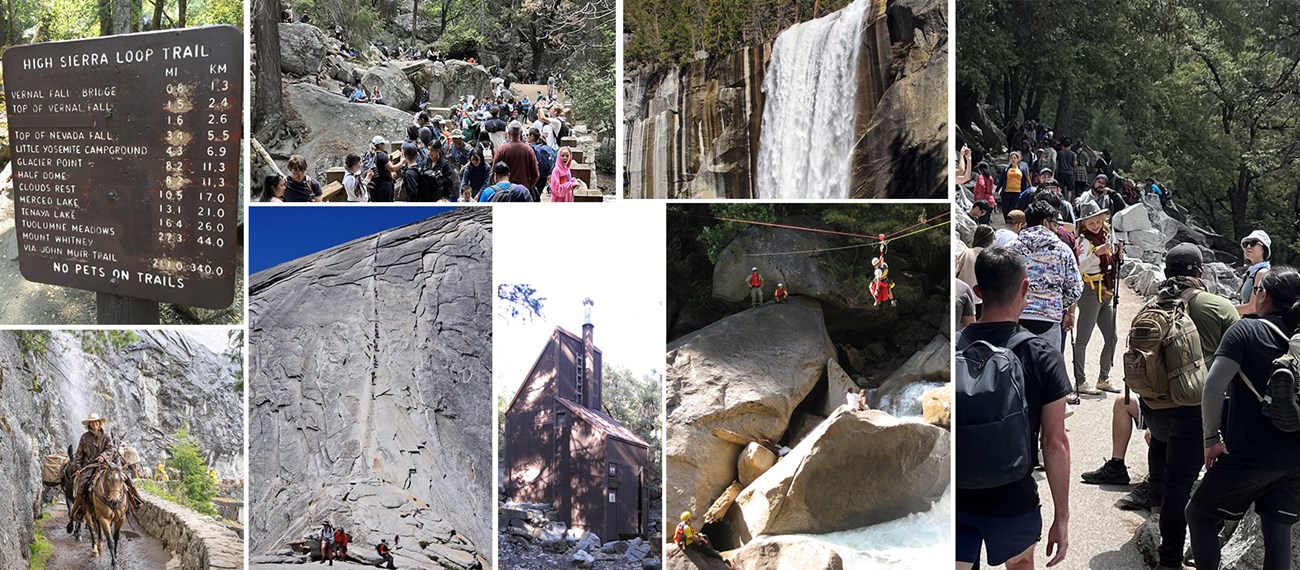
[248,208,494,569]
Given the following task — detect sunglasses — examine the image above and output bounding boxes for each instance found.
[1242,240,1262,249]
[1253,285,1266,294]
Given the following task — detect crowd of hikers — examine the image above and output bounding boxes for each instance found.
[954,138,1298,568]
[261,91,585,204]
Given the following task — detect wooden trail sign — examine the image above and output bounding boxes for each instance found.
[2,26,242,311]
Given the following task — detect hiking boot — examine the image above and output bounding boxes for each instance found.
[1096,379,1122,393]
[1082,458,1130,485]
[1077,383,1103,396]
[1117,481,1152,510]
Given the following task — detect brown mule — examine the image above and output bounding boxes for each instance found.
[87,460,130,567]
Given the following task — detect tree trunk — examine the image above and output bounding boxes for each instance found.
[98,0,113,35]
[253,0,287,139]
[411,0,418,43]
[177,0,185,27]
[1054,85,1071,139]
[6,0,15,45]
[152,0,164,30]
[112,0,131,34]
[1228,163,1252,242]
[130,0,141,31]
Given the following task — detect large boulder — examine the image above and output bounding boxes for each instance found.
[279,23,329,76]
[248,209,493,568]
[851,42,947,199]
[954,208,976,245]
[712,224,872,310]
[665,297,835,538]
[665,548,729,570]
[737,443,777,487]
[272,83,416,182]
[361,63,417,111]
[732,408,949,538]
[921,386,950,428]
[1112,203,1153,232]
[729,536,844,570]
[1123,261,1165,296]
[1203,262,1243,302]
[425,60,493,108]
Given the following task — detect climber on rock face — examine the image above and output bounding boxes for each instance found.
[376,538,397,569]
[748,267,763,308]
[319,521,334,565]
[871,235,897,307]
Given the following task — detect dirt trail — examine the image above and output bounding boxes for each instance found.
[38,501,172,570]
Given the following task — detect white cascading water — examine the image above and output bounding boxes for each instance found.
[797,486,953,568]
[756,0,870,199]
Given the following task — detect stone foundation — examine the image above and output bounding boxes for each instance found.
[135,490,243,570]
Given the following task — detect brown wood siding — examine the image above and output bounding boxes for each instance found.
[607,438,649,537]
[505,335,559,504]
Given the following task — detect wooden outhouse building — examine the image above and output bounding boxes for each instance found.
[504,300,650,539]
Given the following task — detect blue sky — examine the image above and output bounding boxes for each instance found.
[248,205,458,274]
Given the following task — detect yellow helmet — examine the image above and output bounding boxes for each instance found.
[680,511,692,522]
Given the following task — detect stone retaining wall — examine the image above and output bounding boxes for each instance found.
[135,490,244,570]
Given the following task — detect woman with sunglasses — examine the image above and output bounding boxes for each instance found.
[1189,267,1300,570]
[1237,230,1272,316]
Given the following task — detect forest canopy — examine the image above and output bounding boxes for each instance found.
[625,0,855,67]
[957,0,1300,263]
[0,0,240,44]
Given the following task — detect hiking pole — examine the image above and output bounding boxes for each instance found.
[1070,329,1079,402]
[1114,240,1125,309]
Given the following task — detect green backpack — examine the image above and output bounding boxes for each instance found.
[1123,288,1206,409]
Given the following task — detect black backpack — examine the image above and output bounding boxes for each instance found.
[956,330,1037,489]
[1238,319,1300,433]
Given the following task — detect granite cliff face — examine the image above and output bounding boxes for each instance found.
[0,330,245,569]
[248,208,494,569]
[624,0,946,199]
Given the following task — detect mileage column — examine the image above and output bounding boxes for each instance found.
[192,69,237,277]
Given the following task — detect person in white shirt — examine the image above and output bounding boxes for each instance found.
[342,153,371,202]
[846,388,860,410]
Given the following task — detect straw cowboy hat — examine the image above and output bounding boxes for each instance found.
[81,413,107,427]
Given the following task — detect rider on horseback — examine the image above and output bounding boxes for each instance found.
[69,413,142,524]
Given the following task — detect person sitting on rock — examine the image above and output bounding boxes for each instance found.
[371,86,385,105]
[348,82,369,103]
[747,267,763,308]
[674,512,728,564]
[845,388,860,410]
[376,538,396,569]
[773,283,788,303]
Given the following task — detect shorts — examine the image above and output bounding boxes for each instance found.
[1131,393,1146,430]
[1189,459,1300,524]
[956,509,1042,565]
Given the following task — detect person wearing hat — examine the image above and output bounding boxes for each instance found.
[747,267,763,308]
[363,135,388,174]
[69,413,112,523]
[773,283,789,303]
[673,511,725,561]
[1072,202,1121,396]
[994,210,1026,247]
[375,537,396,569]
[481,161,533,202]
[1074,173,1120,224]
[446,131,471,170]
[1236,229,1273,315]
[319,521,334,564]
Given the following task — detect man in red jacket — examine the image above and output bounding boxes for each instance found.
[748,267,763,308]
[491,121,539,190]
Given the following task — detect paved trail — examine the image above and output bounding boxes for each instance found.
[38,502,171,570]
[977,280,1156,569]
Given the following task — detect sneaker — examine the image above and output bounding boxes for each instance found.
[1117,481,1152,510]
[1065,403,1075,418]
[1081,458,1130,485]
[1096,379,1122,393]
[1077,383,1103,396]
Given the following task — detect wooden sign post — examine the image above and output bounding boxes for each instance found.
[2,26,243,324]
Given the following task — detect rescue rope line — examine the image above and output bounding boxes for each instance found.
[713,211,950,242]
[745,220,951,256]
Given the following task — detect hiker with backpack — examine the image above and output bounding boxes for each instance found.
[527,128,556,201]
[1071,203,1122,396]
[1189,266,1300,570]
[956,246,1072,570]
[1089,244,1240,569]
[491,121,540,192]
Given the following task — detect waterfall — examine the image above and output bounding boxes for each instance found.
[49,333,93,445]
[756,0,870,199]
